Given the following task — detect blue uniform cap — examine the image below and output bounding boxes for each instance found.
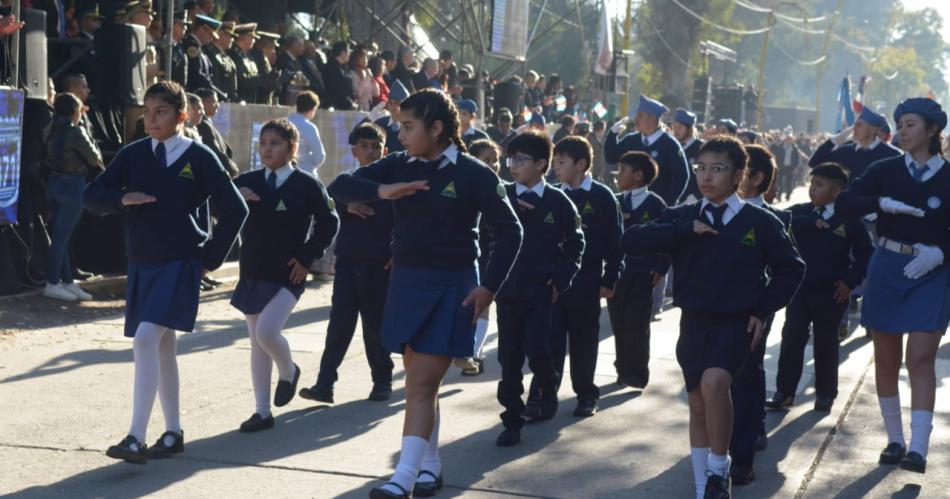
[674,108,696,127]
[894,97,947,132]
[717,119,738,133]
[636,95,669,118]
[856,107,886,128]
[389,80,410,102]
[458,99,478,114]
[194,14,222,31]
[530,113,546,126]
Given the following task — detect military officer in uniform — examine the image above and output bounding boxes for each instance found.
[169,12,190,86]
[183,14,224,96]
[251,31,281,105]
[205,21,239,101]
[228,23,275,104]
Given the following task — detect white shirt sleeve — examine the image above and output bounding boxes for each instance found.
[310,121,326,169]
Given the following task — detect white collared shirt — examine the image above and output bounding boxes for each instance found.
[264,163,295,188]
[700,192,745,225]
[854,138,881,152]
[815,202,835,220]
[462,125,479,137]
[642,128,664,147]
[625,186,649,211]
[515,179,546,198]
[287,112,326,175]
[151,132,193,167]
[904,153,945,183]
[744,194,765,207]
[682,137,697,152]
[408,143,459,169]
[562,174,592,192]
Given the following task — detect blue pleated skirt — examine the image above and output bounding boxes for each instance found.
[230,279,304,315]
[381,266,479,357]
[124,259,202,337]
[862,247,950,334]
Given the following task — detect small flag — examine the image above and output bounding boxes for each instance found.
[592,101,607,119]
[835,75,855,132]
[522,107,532,122]
[555,95,567,112]
[594,2,613,76]
[852,75,868,114]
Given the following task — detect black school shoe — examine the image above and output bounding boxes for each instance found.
[239,413,275,433]
[105,435,148,464]
[754,431,768,451]
[573,398,598,417]
[413,470,444,497]
[368,483,410,499]
[765,391,794,411]
[495,427,521,447]
[299,384,334,404]
[814,395,834,412]
[900,451,926,473]
[703,471,731,499]
[274,363,301,407]
[730,463,755,485]
[523,396,541,420]
[147,430,184,459]
[879,442,906,465]
[368,383,393,401]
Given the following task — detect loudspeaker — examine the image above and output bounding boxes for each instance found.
[117,23,148,106]
[18,8,47,100]
[493,80,522,116]
[692,76,711,123]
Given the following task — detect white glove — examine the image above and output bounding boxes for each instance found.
[610,117,629,135]
[863,213,878,223]
[366,101,388,122]
[831,126,853,146]
[879,197,925,217]
[904,244,944,280]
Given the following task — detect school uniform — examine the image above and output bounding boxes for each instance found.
[327,144,523,358]
[316,177,395,390]
[808,138,902,184]
[681,138,704,203]
[84,135,248,337]
[373,115,406,153]
[461,126,490,147]
[604,128,690,206]
[495,180,585,429]
[528,175,622,403]
[836,154,950,334]
[623,193,805,392]
[773,202,872,402]
[607,186,668,387]
[230,166,339,314]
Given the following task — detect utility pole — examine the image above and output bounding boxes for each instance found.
[754,12,775,129]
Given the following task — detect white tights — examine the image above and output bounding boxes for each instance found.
[129,322,180,442]
[246,288,298,416]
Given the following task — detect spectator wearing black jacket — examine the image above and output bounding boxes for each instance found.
[320,41,356,110]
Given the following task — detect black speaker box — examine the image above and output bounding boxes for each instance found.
[493,80,522,116]
[18,8,47,100]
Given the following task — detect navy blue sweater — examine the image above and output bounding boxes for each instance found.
[604,130,690,206]
[789,203,872,290]
[682,139,704,201]
[327,150,523,293]
[836,155,950,257]
[619,190,669,275]
[84,138,248,270]
[496,183,585,301]
[559,179,622,290]
[623,202,805,319]
[331,173,394,263]
[234,169,339,286]
[808,139,902,184]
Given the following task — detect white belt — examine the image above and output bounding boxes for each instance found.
[879,237,919,256]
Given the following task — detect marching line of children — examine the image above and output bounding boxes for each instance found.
[84,80,947,499]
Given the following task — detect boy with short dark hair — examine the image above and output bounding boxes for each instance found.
[495,131,585,447]
[769,163,872,414]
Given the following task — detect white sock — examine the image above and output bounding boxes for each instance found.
[381,436,428,494]
[707,452,730,477]
[128,322,169,441]
[247,315,273,417]
[418,408,442,482]
[157,329,181,437]
[691,447,710,499]
[473,318,490,359]
[878,395,905,447]
[909,410,934,458]
[254,289,298,381]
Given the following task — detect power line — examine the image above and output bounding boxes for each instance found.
[771,38,826,66]
[733,0,828,24]
[644,11,702,71]
[668,0,772,36]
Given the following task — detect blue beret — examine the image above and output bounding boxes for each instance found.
[894,97,947,132]
[458,99,477,114]
[636,95,669,118]
[389,79,410,102]
[530,113,546,126]
[674,108,696,126]
[194,14,222,31]
[717,119,738,133]
[857,107,886,128]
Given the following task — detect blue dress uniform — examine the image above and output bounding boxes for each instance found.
[674,108,703,203]
[315,180,396,390]
[773,202,872,404]
[371,80,410,153]
[84,137,248,337]
[809,108,902,183]
[604,96,690,206]
[327,144,522,357]
[495,181,585,428]
[623,195,804,392]
[607,187,668,387]
[184,16,225,96]
[528,175,622,405]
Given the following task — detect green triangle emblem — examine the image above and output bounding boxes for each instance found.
[441,181,458,198]
[276,199,287,211]
[833,224,846,237]
[179,163,194,179]
[582,201,594,214]
[741,228,756,247]
[640,211,651,222]
[544,212,555,224]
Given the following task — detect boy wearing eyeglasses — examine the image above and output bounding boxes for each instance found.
[623,136,804,499]
[494,131,585,447]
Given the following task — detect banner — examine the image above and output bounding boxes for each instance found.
[594,1,613,75]
[0,88,24,225]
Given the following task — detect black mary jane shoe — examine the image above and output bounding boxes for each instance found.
[299,384,334,404]
[900,451,927,473]
[765,391,794,411]
[274,363,301,407]
[495,427,521,447]
[368,383,393,402]
[703,470,731,499]
[147,430,185,459]
[879,442,906,465]
[573,398,598,418]
[239,413,275,433]
[105,435,148,464]
[413,470,444,497]
[368,483,410,499]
